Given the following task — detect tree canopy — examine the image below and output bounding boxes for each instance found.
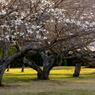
[0,0,95,86]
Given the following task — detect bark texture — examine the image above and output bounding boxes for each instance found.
[0,58,2,86]
[40,52,56,79]
[23,52,56,80]
[0,42,33,85]
[23,57,43,79]
[7,65,10,71]
[0,41,57,85]
[21,64,25,72]
[0,43,9,86]
[0,68,5,86]
[0,61,6,86]
[73,62,81,77]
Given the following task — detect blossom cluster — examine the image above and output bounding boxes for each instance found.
[0,0,95,47]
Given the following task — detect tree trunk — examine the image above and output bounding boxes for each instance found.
[7,65,10,71]
[43,70,49,80]
[23,53,56,80]
[0,64,6,86]
[15,42,25,72]
[0,70,4,86]
[40,52,56,80]
[73,63,81,77]
[0,58,3,86]
[23,57,43,79]
[0,43,9,86]
[21,64,25,72]
[37,70,49,80]
[42,55,56,80]
[0,68,2,86]
[23,57,50,80]
[37,70,43,79]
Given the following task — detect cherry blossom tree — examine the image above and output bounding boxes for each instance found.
[0,0,95,86]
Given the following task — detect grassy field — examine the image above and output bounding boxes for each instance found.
[1,66,95,95]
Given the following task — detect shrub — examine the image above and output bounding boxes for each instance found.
[56,59,63,66]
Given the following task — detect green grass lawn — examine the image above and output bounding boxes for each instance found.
[1,66,95,95]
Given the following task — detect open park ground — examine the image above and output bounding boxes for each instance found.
[1,66,95,95]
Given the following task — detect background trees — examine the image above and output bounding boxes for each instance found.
[0,0,95,86]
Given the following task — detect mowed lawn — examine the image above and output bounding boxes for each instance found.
[1,66,95,95]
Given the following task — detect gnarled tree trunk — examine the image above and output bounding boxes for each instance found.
[23,52,56,80]
[0,42,37,85]
[23,57,43,79]
[40,52,56,80]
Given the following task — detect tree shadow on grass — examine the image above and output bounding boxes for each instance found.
[0,84,21,88]
[81,72,95,75]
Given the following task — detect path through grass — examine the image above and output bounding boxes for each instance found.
[1,66,95,95]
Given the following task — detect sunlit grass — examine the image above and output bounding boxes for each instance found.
[3,66,95,84]
[1,66,95,95]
